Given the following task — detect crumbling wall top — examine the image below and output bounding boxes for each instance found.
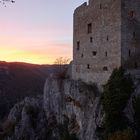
[74,2,87,14]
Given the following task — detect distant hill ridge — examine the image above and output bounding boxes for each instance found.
[0,61,59,120]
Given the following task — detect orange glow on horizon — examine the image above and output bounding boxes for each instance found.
[0,13,72,65]
[0,46,72,64]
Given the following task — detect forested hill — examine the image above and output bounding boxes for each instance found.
[0,61,58,120]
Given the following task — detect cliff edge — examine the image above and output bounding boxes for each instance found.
[1,68,140,140]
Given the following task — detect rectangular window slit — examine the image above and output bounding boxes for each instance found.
[107,35,109,41]
[87,64,90,69]
[88,23,92,34]
[77,41,80,50]
[90,37,93,43]
[129,11,134,18]
[129,50,131,57]
[135,62,138,69]
[100,4,102,9]
[133,32,136,38]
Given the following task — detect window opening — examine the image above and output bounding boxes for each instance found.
[77,41,80,50]
[88,23,92,34]
[92,51,97,56]
[103,66,108,71]
[87,64,90,69]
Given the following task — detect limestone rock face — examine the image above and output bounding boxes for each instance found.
[2,97,50,140]
[43,78,104,140]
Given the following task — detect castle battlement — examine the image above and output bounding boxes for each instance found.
[72,0,140,86]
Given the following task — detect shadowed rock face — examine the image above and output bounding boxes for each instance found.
[2,97,49,140]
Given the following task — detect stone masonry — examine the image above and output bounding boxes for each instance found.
[72,0,140,86]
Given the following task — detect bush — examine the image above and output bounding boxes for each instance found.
[133,96,140,139]
[54,57,70,79]
[108,128,134,140]
[2,119,15,133]
[102,68,134,137]
[0,119,16,139]
[59,124,79,140]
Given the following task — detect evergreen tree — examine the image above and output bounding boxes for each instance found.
[102,68,134,138]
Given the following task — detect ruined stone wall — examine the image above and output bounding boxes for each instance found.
[72,0,122,85]
[121,0,140,69]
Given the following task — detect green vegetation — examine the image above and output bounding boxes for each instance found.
[102,68,134,139]
[108,128,134,140]
[0,119,16,139]
[133,96,140,139]
[59,124,79,140]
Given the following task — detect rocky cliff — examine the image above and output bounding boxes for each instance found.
[1,70,140,140]
[44,78,103,140]
[0,77,104,140]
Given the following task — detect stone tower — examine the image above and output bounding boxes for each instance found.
[72,0,140,86]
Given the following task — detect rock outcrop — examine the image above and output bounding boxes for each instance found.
[1,96,49,140]
[2,74,140,140]
[1,77,104,140]
[44,78,104,140]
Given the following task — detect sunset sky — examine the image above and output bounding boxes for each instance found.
[0,0,86,64]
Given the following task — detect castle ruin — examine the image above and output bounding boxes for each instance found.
[72,0,140,85]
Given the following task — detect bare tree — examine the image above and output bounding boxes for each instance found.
[0,0,15,6]
[54,57,70,66]
[0,0,15,3]
[54,57,71,78]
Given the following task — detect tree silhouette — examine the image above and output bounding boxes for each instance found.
[54,57,70,78]
[0,0,15,6]
[54,57,70,66]
[0,0,15,3]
